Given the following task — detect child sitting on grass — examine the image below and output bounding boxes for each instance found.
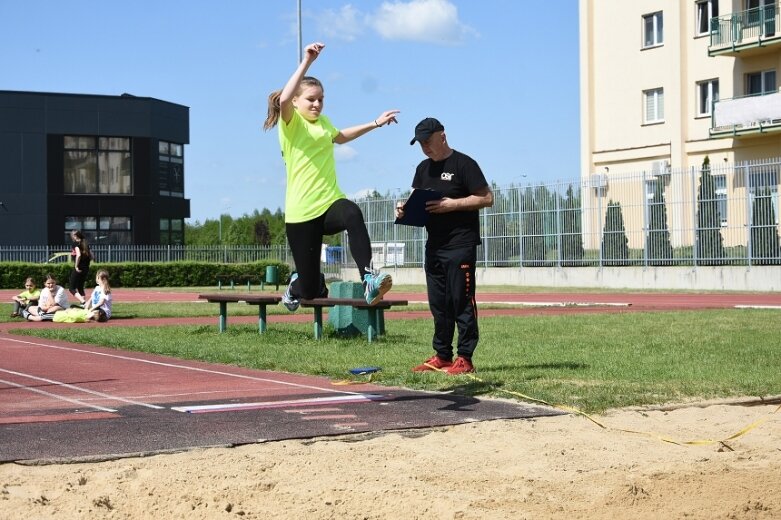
[85,269,112,322]
[24,274,68,321]
[10,277,40,318]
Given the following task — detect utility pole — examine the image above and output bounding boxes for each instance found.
[297,0,303,63]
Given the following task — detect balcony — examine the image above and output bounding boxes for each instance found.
[711,91,781,137]
[709,6,781,57]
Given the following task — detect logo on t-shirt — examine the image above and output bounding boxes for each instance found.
[441,172,454,181]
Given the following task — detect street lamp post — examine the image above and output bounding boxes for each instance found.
[297,0,303,63]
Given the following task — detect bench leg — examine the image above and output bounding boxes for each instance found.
[366,309,378,343]
[313,306,323,340]
[378,309,386,335]
[258,304,267,333]
[218,301,227,332]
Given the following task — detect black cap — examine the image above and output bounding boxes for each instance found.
[410,117,444,145]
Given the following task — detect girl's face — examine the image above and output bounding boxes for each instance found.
[45,279,56,289]
[293,85,324,121]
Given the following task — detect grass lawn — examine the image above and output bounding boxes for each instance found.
[8,307,780,413]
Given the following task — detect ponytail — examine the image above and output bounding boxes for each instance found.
[263,90,282,131]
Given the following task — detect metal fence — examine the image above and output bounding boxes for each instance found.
[2,158,780,270]
[354,158,781,268]
[0,245,291,264]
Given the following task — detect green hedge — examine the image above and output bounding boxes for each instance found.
[0,261,290,289]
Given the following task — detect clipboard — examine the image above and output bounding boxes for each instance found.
[394,189,442,227]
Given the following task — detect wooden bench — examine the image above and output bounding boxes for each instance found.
[198,293,408,342]
[198,293,281,333]
[299,298,409,342]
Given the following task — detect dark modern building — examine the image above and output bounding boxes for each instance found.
[0,90,190,246]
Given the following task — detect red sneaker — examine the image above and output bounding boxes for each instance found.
[411,355,452,372]
[446,356,475,375]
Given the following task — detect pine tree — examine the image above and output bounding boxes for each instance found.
[560,185,584,266]
[750,188,781,265]
[646,179,674,265]
[521,190,546,266]
[696,156,725,265]
[601,200,629,266]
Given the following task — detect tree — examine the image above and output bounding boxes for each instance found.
[254,219,271,246]
[696,156,725,265]
[520,188,546,266]
[750,188,781,265]
[559,185,584,266]
[646,179,674,265]
[601,200,629,266]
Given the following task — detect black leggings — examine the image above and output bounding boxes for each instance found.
[285,198,372,299]
[69,268,88,298]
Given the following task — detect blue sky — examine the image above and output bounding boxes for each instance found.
[1,0,580,223]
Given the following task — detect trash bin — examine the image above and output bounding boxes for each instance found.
[265,265,279,290]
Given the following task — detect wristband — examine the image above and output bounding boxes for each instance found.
[374,119,380,128]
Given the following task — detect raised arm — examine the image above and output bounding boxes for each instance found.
[279,42,324,125]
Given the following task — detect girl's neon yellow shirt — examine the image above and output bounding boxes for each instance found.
[278,110,346,223]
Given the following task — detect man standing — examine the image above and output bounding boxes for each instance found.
[397,118,494,374]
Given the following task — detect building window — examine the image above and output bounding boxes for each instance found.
[696,79,719,116]
[746,70,777,96]
[158,140,185,198]
[643,11,664,48]
[696,0,718,36]
[64,136,132,194]
[644,88,664,123]
[746,0,777,37]
[64,216,132,245]
[713,174,728,226]
[749,167,779,225]
[160,218,184,245]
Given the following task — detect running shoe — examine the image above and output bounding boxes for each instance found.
[445,356,475,375]
[411,354,453,372]
[363,268,392,305]
[281,272,300,312]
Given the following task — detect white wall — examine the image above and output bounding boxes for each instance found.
[343,266,779,292]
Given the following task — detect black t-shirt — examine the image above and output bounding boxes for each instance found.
[412,149,488,249]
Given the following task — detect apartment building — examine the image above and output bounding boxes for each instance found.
[579,0,781,248]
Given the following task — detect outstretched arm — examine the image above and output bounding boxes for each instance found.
[334,110,400,144]
[279,42,324,125]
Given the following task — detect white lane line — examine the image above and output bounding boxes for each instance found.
[501,301,632,307]
[0,368,164,410]
[2,337,366,396]
[0,377,117,413]
[172,394,380,414]
[734,305,781,309]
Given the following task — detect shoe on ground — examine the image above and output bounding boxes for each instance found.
[10,312,19,318]
[411,355,452,372]
[446,356,475,375]
[363,270,392,305]
[281,272,300,312]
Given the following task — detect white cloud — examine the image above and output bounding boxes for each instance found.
[370,0,477,44]
[310,0,476,46]
[315,4,366,42]
[334,144,358,161]
[350,188,378,199]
